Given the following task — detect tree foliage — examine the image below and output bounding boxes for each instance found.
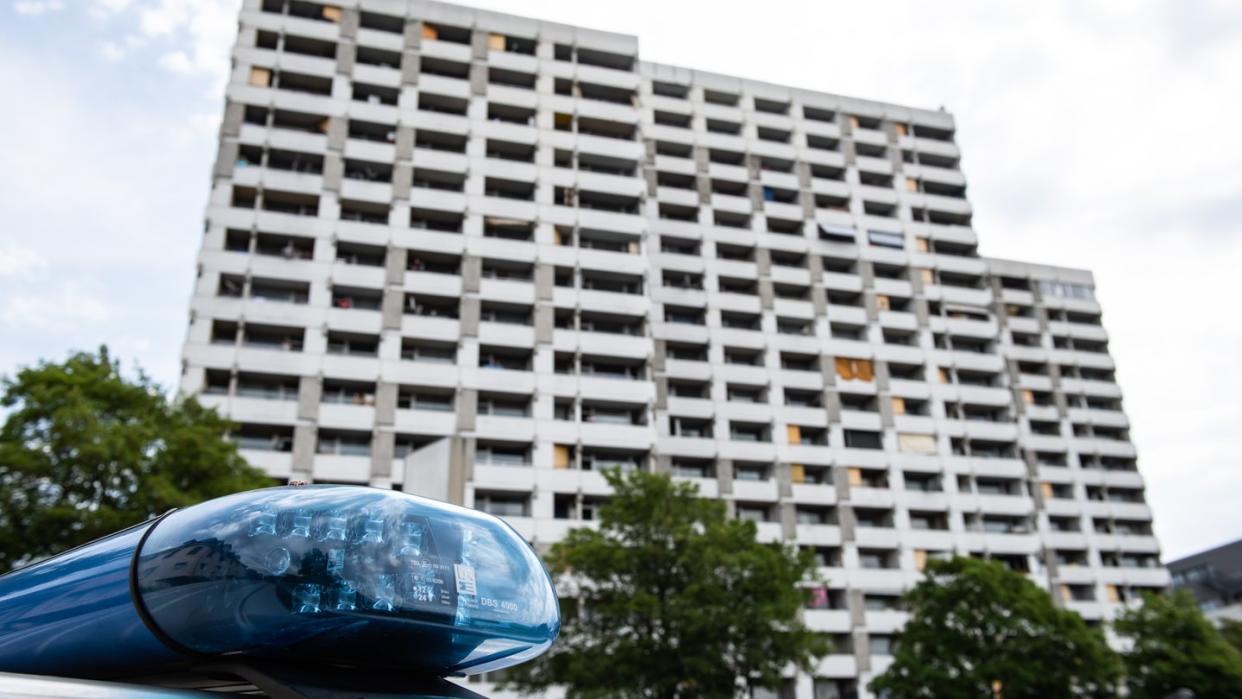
[0,347,272,572]
[869,556,1121,698]
[1112,590,1242,698]
[502,468,828,698]
[1220,618,1242,657]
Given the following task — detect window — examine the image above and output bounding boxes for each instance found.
[229,373,299,401]
[326,332,378,357]
[897,433,937,454]
[867,230,905,249]
[812,679,856,699]
[1039,280,1094,300]
[401,340,455,363]
[844,430,883,450]
[670,416,712,438]
[909,511,948,531]
[480,303,532,326]
[858,549,896,569]
[331,286,382,311]
[834,357,874,382]
[400,389,453,412]
[666,342,708,361]
[479,347,531,371]
[668,380,708,398]
[868,635,895,656]
[904,473,942,492]
[321,380,375,406]
[734,463,769,481]
[582,450,644,472]
[796,506,834,525]
[784,390,821,408]
[788,425,827,446]
[736,504,770,523]
[665,306,705,325]
[317,431,371,457]
[854,508,893,528]
[476,443,530,467]
[864,594,902,611]
[582,403,645,425]
[478,394,530,418]
[730,422,770,443]
[672,459,714,479]
[406,294,459,318]
[848,468,888,489]
[661,236,700,255]
[231,424,293,452]
[791,464,829,485]
[727,385,766,404]
[781,353,818,372]
[580,356,643,380]
[804,586,837,610]
[652,81,688,98]
[474,492,529,518]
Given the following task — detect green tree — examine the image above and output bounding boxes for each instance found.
[1113,590,1242,698]
[502,468,828,698]
[1220,618,1242,657]
[0,347,272,572]
[869,557,1120,698]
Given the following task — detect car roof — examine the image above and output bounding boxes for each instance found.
[0,671,212,698]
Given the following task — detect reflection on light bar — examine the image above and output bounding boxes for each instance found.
[0,486,559,679]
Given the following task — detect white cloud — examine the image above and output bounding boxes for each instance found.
[157,49,193,73]
[70,1,241,89]
[13,0,64,15]
[101,41,126,60]
[137,0,187,36]
[101,33,145,60]
[131,0,240,93]
[0,245,47,278]
[0,284,112,331]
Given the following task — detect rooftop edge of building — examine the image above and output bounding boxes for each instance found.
[984,257,1096,287]
[1168,537,1242,571]
[342,0,956,126]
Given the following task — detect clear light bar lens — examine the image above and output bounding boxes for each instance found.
[133,486,558,675]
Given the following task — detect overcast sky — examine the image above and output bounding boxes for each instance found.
[0,0,1238,559]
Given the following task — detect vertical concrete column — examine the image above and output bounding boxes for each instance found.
[382,288,405,330]
[370,431,395,479]
[291,424,317,481]
[456,389,478,431]
[213,141,240,179]
[459,297,480,337]
[461,256,481,293]
[716,459,734,497]
[833,465,853,503]
[297,376,322,420]
[374,382,398,426]
[220,101,245,138]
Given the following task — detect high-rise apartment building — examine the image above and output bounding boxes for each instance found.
[180,1,1169,695]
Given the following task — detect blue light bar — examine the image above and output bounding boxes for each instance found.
[0,486,559,679]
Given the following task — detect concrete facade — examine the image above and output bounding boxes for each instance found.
[180,1,1169,695]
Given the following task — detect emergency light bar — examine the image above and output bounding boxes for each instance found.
[0,486,559,681]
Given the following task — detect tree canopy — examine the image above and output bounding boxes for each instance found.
[502,467,828,698]
[1112,590,1242,699]
[1220,618,1242,657]
[0,347,272,572]
[868,556,1121,698]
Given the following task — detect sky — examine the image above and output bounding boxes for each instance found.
[0,0,1238,560]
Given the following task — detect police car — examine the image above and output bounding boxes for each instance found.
[0,486,560,697]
